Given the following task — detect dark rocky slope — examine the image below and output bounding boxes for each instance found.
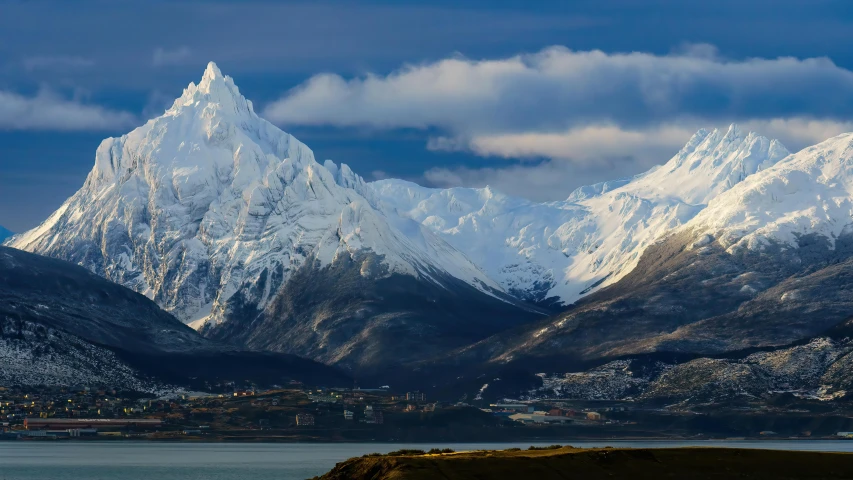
[429,228,853,373]
[0,246,350,388]
[205,252,545,373]
[396,227,853,403]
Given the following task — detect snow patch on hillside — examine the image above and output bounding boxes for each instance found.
[0,321,159,390]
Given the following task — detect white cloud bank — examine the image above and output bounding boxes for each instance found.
[264,45,853,136]
[0,89,136,131]
[263,46,853,199]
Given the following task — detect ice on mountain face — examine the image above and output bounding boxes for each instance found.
[686,132,853,254]
[8,62,501,329]
[372,125,789,305]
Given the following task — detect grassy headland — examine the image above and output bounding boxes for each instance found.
[312,446,853,479]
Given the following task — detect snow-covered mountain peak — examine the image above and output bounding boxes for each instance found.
[200,61,225,84]
[615,124,790,206]
[9,63,505,328]
[85,62,314,191]
[167,61,255,121]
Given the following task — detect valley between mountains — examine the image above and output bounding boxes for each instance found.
[6,62,853,408]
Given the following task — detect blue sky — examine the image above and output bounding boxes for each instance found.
[3,0,853,232]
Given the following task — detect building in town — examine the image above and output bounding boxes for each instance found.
[406,391,426,402]
[296,413,315,426]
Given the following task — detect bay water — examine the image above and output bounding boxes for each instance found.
[3,440,853,480]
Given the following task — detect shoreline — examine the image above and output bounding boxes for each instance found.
[4,437,853,444]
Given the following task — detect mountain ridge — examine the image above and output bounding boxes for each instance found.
[7,62,511,326]
[372,124,789,306]
[408,130,853,399]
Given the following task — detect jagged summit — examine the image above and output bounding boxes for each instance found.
[619,124,789,206]
[202,61,224,82]
[168,61,254,116]
[564,125,787,205]
[85,62,313,190]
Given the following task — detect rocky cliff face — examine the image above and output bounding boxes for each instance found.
[531,338,853,403]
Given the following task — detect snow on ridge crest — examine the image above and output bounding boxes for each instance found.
[617,123,789,206]
[685,130,853,253]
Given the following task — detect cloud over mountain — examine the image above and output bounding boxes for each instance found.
[265,45,853,138]
[264,45,853,199]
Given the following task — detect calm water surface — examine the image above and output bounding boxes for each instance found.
[2,440,853,480]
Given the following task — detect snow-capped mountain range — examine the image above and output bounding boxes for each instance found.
[9,62,853,374]
[373,126,789,305]
[434,127,853,375]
